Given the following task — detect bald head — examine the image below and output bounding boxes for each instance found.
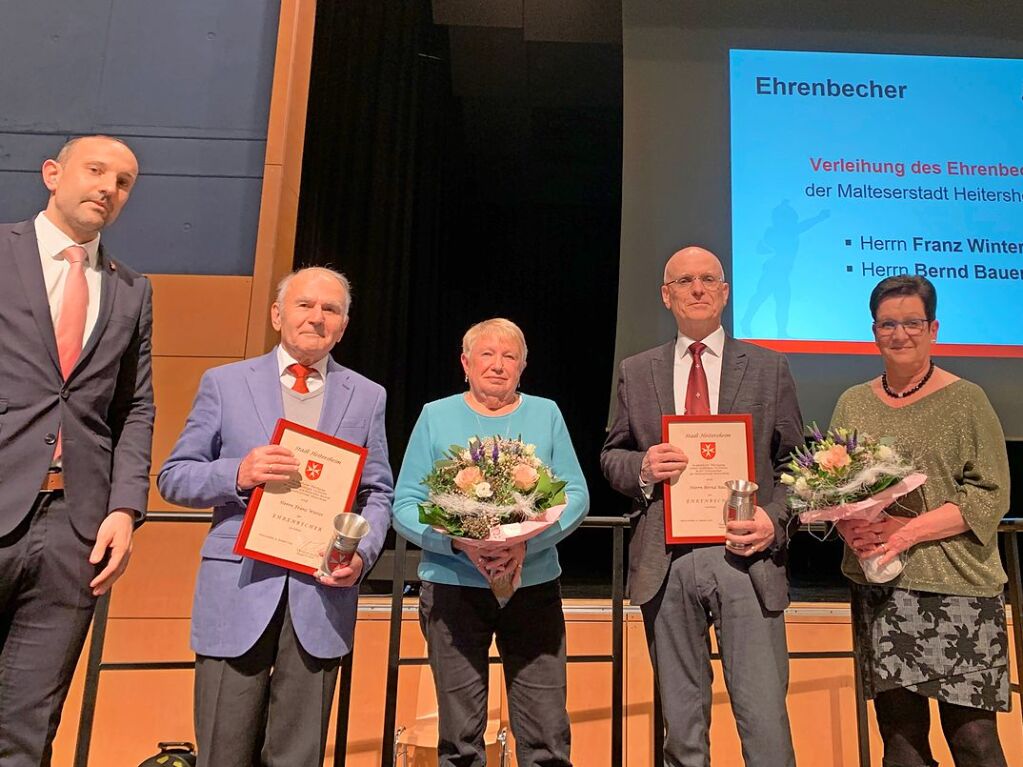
[660,245,730,341]
[663,246,724,284]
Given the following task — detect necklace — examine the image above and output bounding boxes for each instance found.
[466,393,518,438]
[881,361,935,399]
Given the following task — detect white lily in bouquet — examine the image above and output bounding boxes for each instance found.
[782,424,926,583]
[419,436,567,604]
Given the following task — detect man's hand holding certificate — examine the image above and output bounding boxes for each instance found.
[234,419,368,577]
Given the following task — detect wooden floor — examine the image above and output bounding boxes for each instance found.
[52,596,1021,767]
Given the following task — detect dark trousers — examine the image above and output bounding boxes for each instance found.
[193,591,340,767]
[0,493,100,767]
[419,580,572,767]
[640,547,795,767]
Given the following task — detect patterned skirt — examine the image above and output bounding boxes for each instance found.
[850,583,1011,712]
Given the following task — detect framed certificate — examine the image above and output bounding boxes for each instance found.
[662,414,755,544]
[235,419,368,575]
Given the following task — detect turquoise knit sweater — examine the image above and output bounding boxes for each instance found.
[392,393,589,588]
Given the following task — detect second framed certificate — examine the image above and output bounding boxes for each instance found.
[662,414,755,544]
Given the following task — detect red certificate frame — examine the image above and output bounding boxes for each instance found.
[235,419,368,575]
[662,414,755,544]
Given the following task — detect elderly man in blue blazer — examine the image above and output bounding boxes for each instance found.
[159,266,393,767]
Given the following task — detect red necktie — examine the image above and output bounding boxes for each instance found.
[684,342,710,416]
[287,363,314,394]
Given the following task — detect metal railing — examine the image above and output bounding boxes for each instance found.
[74,514,1023,767]
[72,512,350,767]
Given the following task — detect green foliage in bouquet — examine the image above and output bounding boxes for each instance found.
[418,436,567,538]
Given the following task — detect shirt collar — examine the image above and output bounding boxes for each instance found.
[675,325,726,360]
[34,212,101,268]
[276,344,329,380]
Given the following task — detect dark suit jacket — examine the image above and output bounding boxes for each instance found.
[600,336,803,611]
[0,219,155,538]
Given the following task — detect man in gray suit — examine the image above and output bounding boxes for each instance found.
[601,246,803,767]
[0,135,154,765]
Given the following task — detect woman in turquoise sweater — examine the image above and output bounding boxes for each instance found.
[393,317,589,767]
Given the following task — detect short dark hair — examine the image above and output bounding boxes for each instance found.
[868,275,937,321]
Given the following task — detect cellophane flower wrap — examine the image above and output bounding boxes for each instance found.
[419,436,567,603]
[782,424,926,582]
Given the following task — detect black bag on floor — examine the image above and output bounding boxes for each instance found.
[136,741,197,767]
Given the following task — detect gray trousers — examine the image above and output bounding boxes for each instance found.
[419,580,572,767]
[194,591,340,767]
[640,546,795,767]
[0,492,99,767]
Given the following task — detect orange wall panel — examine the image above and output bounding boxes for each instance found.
[151,355,241,471]
[109,522,208,620]
[149,274,252,358]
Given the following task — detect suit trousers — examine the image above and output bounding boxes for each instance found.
[419,580,572,767]
[640,546,795,767]
[0,492,100,767]
[193,587,340,767]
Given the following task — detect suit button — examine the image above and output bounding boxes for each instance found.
[44,433,57,445]
[61,389,70,400]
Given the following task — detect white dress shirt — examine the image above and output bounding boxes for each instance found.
[35,212,102,348]
[672,325,726,416]
[276,345,328,393]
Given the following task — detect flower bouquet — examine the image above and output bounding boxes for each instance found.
[419,436,568,604]
[782,424,926,583]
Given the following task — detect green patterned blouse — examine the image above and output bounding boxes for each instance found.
[830,379,1010,597]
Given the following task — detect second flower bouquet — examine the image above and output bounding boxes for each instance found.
[418,436,568,602]
[782,424,926,582]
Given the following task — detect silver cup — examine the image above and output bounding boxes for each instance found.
[723,479,758,550]
[318,512,371,577]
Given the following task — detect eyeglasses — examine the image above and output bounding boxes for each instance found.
[872,318,930,337]
[663,274,725,291]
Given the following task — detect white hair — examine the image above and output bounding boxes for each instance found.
[462,317,528,363]
[275,266,352,318]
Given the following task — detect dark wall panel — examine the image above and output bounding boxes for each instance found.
[0,1,280,275]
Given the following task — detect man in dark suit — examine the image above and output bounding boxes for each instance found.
[158,267,393,767]
[0,135,154,765]
[601,246,803,767]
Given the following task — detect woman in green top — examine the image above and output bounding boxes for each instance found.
[831,275,1011,767]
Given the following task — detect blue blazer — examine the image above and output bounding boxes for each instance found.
[158,350,393,659]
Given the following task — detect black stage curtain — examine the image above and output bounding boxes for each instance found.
[295,0,627,586]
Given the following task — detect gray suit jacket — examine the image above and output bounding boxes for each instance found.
[0,219,155,538]
[600,336,803,611]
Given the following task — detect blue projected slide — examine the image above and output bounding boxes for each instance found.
[729,49,1023,356]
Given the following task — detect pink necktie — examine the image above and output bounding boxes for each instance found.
[684,342,710,416]
[53,245,88,461]
[55,245,89,378]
